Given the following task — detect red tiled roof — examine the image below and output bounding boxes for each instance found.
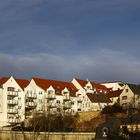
[75,78,88,87]
[0,77,9,86]
[91,82,110,91]
[107,89,123,98]
[33,78,77,96]
[15,79,30,91]
[87,93,111,103]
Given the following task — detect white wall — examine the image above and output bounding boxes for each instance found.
[0,77,25,126]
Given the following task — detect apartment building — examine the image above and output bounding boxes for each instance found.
[25,77,78,117]
[101,82,140,109]
[0,77,29,127]
[120,84,140,109]
[1,75,139,128]
[72,78,111,111]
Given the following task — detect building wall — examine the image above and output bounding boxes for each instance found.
[119,85,134,108]
[72,79,92,112]
[0,77,25,126]
[24,79,45,117]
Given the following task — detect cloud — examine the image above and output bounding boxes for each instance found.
[0,49,140,83]
[0,0,140,83]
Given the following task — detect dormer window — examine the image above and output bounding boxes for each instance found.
[125,89,128,92]
[63,91,68,94]
[48,90,53,94]
[87,86,91,89]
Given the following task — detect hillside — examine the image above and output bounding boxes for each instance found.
[75,111,127,132]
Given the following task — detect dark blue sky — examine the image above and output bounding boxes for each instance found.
[0,0,140,83]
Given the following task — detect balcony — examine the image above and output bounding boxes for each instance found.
[7,108,18,114]
[26,93,37,99]
[63,95,70,101]
[8,118,19,123]
[77,97,83,103]
[48,103,57,108]
[7,100,18,105]
[26,102,37,108]
[46,94,56,100]
[7,91,18,97]
[63,103,71,110]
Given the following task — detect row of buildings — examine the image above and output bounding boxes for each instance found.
[0,76,140,127]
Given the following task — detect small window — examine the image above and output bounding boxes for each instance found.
[71,102,74,105]
[48,90,53,94]
[78,109,81,111]
[125,89,128,92]
[87,86,91,89]
[122,96,127,100]
[56,100,60,104]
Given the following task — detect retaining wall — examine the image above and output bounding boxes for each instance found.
[0,131,95,140]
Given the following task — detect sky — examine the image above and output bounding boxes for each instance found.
[0,0,140,83]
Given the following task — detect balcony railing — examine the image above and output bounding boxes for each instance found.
[63,103,71,110]
[7,100,18,105]
[46,94,56,100]
[7,108,18,114]
[8,118,19,123]
[7,91,18,97]
[26,102,37,108]
[26,93,37,99]
[48,103,57,108]
[63,95,70,101]
[77,97,83,103]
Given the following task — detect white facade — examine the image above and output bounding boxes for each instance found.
[72,78,92,112]
[0,77,25,127]
[25,78,78,117]
[0,76,140,127]
[72,78,109,112]
[119,84,136,109]
[24,79,45,118]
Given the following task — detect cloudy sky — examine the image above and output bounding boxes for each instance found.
[0,0,140,83]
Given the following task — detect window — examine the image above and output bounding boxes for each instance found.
[71,102,74,105]
[122,96,127,100]
[18,97,21,100]
[78,109,81,111]
[7,87,15,91]
[125,89,128,92]
[48,91,53,94]
[39,92,42,95]
[87,86,91,89]
[56,100,60,104]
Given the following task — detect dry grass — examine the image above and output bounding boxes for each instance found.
[78,111,101,122]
